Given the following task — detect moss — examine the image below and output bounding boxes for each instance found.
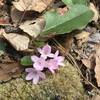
[0,62,87,100]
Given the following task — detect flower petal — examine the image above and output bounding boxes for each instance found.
[43,44,51,54]
[26,72,34,80]
[31,55,39,62]
[32,75,39,84]
[56,56,65,62]
[33,63,44,71]
[41,54,47,59]
[48,53,54,58]
[38,71,46,79]
[49,68,55,74]
[59,62,65,66]
[25,68,34,73]
[55,50,59,57]
[37,48,43,54]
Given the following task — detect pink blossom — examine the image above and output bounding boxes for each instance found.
[31,55,46,71]
[53,50,65,66]
[25,68,46,84]
[37,44,54,59]
[25,44,65,84]
[46,59,59,73]
[46,50,65,73]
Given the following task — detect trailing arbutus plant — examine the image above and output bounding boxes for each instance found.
[20,0,94,84]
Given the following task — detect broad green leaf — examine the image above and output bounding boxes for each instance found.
[21,56,33,66]
[42,4,94,35]
[72,0,88,5]
[62,0,88,7]
[62,0,73,6]
[0,41,6,56]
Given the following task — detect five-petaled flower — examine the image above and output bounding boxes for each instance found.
[46,50,65,73]
[25,68,46,84]
[31,55,46,71]
[37,44,54,59]
[53,50,65,66]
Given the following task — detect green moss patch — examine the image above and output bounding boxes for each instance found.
[0,62,87,100]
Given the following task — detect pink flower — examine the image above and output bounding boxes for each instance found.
[25,44,65,84]
[31,55,46,71]
[46,50,65,73]
[25,68,46,84]
[46,59,59,73]
[53,50,65,66]
[37,44,54,59]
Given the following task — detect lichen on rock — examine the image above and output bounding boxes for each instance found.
[0,62,87,100]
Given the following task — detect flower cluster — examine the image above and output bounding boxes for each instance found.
[25,44,65,84]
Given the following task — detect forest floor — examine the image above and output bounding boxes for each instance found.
[0,0,100,100]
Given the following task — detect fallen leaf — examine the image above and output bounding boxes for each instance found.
[0,62,23,82]
[13,0,53,12]
[0,18,9,25]
[3,33,30,51]
[95,47,100,87]
[81,54,95,69]
[19,18,45,37]
[90,3,99,22]
[11,6,39,24]
[88,32,100,44]
[0,55,14,63]
[74,31,91,47]
[11,6,24,24]
[0,6,9,25]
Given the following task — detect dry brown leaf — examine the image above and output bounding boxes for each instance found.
[3,33,30,51]
[81,54,95,69]
[19,18,45,37]
[95,47,100,87]
[74,31,91,47]
[0,62,23,82]
[90,3,99,22]
[11,6,24,24]
[0,7,9,25]
[0,18,9,25]
[11,6,39,24]
[88,32,100,44]
[13,0,53,12]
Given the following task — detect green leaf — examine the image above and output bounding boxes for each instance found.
[42,4,94,35]
[21,56,33,66]
[62,0,73,6]
[33,40,45,47]
[0,41,6,56]
[72,0,88,5]
[62,0,88,6]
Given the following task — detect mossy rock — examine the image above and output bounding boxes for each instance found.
[0,62,87,100]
